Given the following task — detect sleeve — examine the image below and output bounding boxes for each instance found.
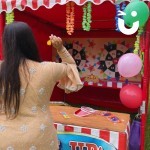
[51,47,83,94]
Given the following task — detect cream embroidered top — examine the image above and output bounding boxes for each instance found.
[0,47,83,150]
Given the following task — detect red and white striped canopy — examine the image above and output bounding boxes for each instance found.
[0,0,127,13]
[0,0,148,13]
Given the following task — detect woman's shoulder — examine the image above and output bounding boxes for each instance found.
[26,59,52,65]
[40,61,51,65]
[26,60,53,72]
[26,60,57,73]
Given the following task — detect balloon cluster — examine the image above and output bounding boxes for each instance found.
[66,2,75,35]
[118,45,143,109]
[82,2,92,31]
[117,0,150,109]
[118,51,143,109]
[115,2,126,32]
[6,11,14,24]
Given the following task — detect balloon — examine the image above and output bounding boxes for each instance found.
[123,0,149,27]
[118,53,142,78]
[120,85,142,108]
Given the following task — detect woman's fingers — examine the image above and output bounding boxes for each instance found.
[53,37,60,45]
[49,34,63,50]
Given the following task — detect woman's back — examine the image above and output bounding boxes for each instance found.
[0,60,59,149]
[0,22,83,149]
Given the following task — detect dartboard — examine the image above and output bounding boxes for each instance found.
[64,42,86,72]
[99,42,132,78]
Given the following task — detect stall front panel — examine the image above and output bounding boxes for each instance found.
[50,105,130,150]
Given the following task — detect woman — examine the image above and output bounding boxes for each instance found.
[0,21,83,149]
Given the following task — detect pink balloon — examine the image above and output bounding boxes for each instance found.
[120,85,142,109]
[118,53,142,78]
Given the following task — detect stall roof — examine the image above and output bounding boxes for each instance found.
[23,2,116,31]
[0,0,149,32]
[0,0,148,13]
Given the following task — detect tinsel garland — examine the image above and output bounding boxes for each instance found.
[133,27,144,55]
[115,2,126,32]
[82,2,92,31]
[66,2,75,35]
[133,27,144,75]
[115,4,120,32]
[6,11,14,24]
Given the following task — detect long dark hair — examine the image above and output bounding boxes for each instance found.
[0,21,41,118]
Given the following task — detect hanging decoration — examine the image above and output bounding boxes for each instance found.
[133,27,144,55]
[82,2,92,31]
[6,11,14,24]
[66,2,75,35]
[115,2,126,32]
[115,4,120,32]
[133,27,144,75]
[121,2,126,14]
[140,50,144,75]
[139,32,145,75]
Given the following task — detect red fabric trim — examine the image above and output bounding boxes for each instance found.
[1,0,7,11]
[100,130,110,142]
[32,0,38,9]
[118,132,127,150]
[81,127,91,135]
[64,126,74,132]
[43,0,50,7]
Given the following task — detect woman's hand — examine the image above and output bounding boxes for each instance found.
[49,34,64,51]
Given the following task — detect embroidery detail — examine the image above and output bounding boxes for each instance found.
[40,124,47,132]
[31,106,37,113]
[20,124,28,133]
[41,105,47,112]
[38,88,45,95]
[29,145,37,150]
[41,62,48,65]
[0,125,6,132]
[7,146,14,150]
[29,68,36,74]
[50,140,54,146]
[20,88,25,96]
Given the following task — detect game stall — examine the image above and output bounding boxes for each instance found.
[0,0,149,150]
